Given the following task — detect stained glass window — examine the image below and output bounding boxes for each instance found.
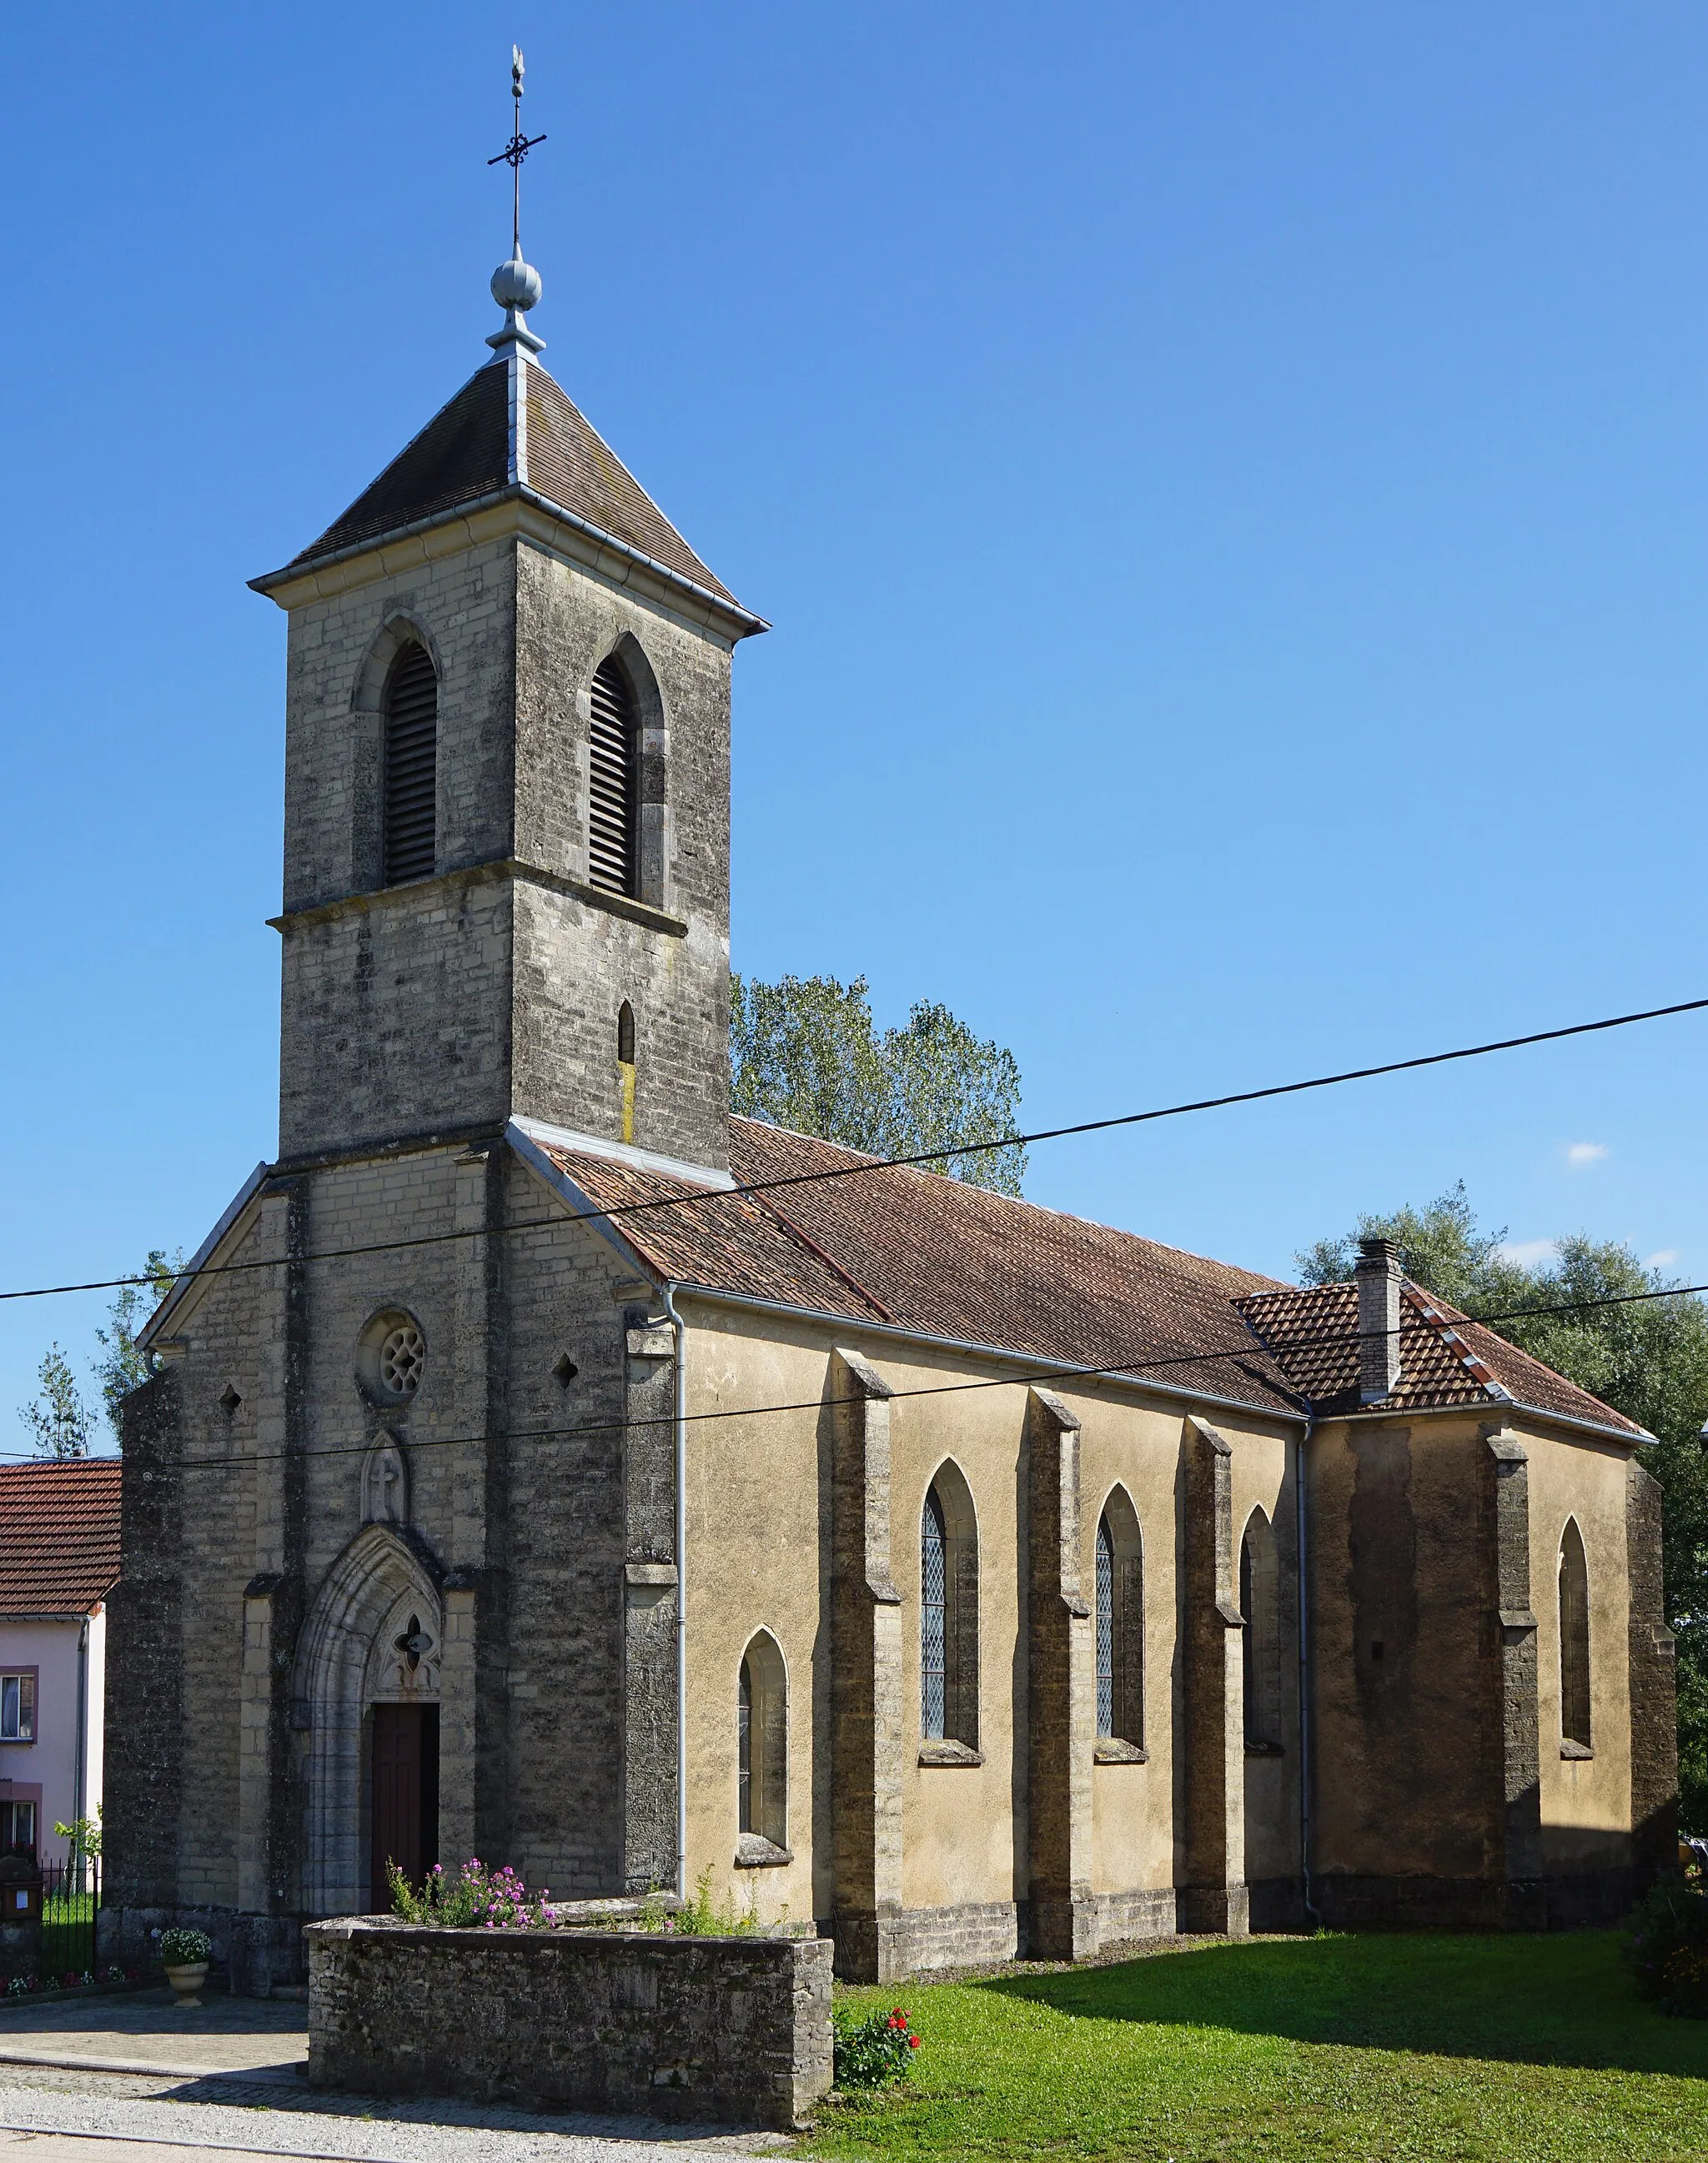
[922,1488,947,1739]
[1096,1518,1115,1739]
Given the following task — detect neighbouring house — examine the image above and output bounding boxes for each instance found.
[100,201,1676,1994]
[0,1459,119,1866]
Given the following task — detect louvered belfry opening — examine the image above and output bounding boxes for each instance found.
[588,657,639,896]
[383,643,439,886]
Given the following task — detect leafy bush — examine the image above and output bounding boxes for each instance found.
[834,2005,922,2088]
[1625,1876,1708,2015]
[158,1928,211,1967]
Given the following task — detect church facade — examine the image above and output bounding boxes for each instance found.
[103,239,1676,1992]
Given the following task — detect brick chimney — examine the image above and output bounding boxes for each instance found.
[1355,1237,1403,1403]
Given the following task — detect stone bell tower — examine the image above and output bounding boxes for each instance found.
[252,141,765,1177]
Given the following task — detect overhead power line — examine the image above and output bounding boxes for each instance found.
[2,991,1704,1310]
[7,1274,1690,1474]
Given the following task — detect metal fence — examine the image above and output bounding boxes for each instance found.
[39,1857,100,1983]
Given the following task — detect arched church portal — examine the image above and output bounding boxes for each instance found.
[293,1523,443,1916]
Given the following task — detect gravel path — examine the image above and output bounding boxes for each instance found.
[0,2078,789,2163]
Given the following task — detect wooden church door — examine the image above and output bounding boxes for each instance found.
[369,1703,439,1907]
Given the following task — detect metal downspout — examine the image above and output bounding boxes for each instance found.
[1295,1415,1321,1928]
[663,1282,687,1902]
[73,1616,89,1884]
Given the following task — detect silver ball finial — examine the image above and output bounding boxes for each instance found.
[491,253,543,314]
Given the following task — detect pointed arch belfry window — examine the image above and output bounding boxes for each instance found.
[1560,1518,1591,1750]
[382,643,438,886]
[589,657,639,896]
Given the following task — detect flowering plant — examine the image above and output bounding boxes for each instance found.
[158,1929,212,1967]
[388,1858,558,1930]
[5,1975,36,1997]
[833,2005,922,2088]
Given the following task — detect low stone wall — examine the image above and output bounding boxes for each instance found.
[307,1916,833,2129]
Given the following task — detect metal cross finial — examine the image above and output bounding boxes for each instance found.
[489,43,547,260]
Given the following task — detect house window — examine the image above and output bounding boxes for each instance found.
[382,641,439,886]
[1560,1518,1591,1750]
[588,657,639,896]
[1095,1490,1144,1747]
[736,1631,787,1853]
[1240,1510,1282,1749]
[0,1802,34,1857]
[0,1674,34,1744]
[921,1465,978,1749]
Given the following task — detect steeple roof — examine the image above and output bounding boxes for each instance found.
[264,356,755,624]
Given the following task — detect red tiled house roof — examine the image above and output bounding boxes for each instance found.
[525,1117,1645,1440]
[0,1459,122,1616]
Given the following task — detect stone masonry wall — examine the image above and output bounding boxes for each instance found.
[307,1917,832,2129]
[275,529,735,1171]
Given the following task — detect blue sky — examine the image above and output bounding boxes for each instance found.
[3,3,1705,1453]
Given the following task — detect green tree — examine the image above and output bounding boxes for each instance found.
[731,973,1027,1197]
[93,1248,180,1440]
[19,1345,93,1459]
[1301,1187,1708,1834]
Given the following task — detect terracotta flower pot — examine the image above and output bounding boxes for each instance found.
[163,1961,208,2008]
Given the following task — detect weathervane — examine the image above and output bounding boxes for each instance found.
[488,46,546,262]
[486,46,547,361]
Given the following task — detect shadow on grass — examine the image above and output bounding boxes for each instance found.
[977,1930,1708,2078]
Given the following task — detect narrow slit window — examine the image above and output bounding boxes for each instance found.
[1095,1493,1144,1746]
[589,659,639,896]
[920,1468,978,1749]
[1096,1518,1115,1738]
[383,642,438,886]
[1560,1520,1591,1749]
[617,1001,635,1065]
[1241,1511,1281,1749]
[737,1633,787,1851]
[922,1489,947,1739]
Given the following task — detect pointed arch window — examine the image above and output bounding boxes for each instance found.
[1095,1491,1144,1749]
[737,1631,788,1855]
[589,657,639,896]
[1560,1519,1592,1752]
[1240,1508,1282,1751]
[382,643,438,886]
[921,1468,978,1751]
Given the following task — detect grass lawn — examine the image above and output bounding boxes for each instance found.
[812,1931,1708,2163]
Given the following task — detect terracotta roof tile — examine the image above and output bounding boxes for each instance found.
[532,1119,1304,1418]
[1237,1281,1645,1437]
[527,1120,1648,1442]
[0,1460,122,1615]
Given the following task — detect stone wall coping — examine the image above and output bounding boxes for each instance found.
[306,1914,815,1947]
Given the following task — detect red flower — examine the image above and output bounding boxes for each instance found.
[909,2035,921,2049]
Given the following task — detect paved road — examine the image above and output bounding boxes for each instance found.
[0,1992,788,2163]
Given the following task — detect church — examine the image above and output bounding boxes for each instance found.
[103,173,1676,1994]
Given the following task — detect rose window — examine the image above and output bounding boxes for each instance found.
[379,1325,424,1397]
